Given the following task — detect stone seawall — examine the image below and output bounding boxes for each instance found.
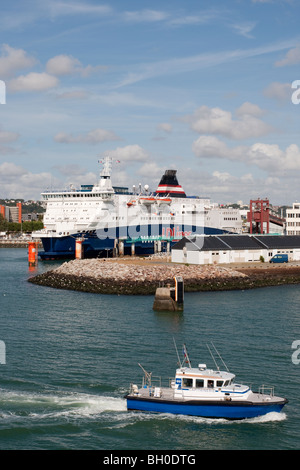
[28,258,300,295]
[23,258,282,295]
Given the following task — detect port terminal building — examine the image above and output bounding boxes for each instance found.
[0,203,22,223]
[286,203,300,235]
[171,234,300,265]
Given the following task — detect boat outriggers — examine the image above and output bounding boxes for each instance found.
[125,343,288,420]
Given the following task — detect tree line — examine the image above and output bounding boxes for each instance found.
[0,214,43,233]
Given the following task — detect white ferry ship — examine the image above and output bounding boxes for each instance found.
[32,157,242,259]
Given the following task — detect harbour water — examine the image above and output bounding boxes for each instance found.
[0,248,299,450]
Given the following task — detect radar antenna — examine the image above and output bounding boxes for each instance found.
[211,342,230,372]
[206,343,219,371]
[206,342,230,372]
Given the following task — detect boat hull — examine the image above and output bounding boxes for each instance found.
[126,396,287,420]
[38,225,232,260]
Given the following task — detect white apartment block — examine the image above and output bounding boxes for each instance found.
[286,203,300,235]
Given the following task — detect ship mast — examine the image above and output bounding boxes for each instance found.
[93,156,115,193]
[99,155,113,179]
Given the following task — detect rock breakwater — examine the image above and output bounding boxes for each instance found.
[28,258,250,295]
[28,258,300,295]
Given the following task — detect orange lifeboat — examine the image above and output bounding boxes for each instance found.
[127,200,136,207]
[156,197,171,204]
[139,197,156,204]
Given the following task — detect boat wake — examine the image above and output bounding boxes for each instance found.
[244,411,287,424]
[167,410,287,425]
[0,389,126,422]
[125,410,287,426]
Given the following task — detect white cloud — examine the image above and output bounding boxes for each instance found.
[275,46,300,66]
[46,54,81,76]
[185,104,271,140]
[175,165,295,205]
[157,123,172,133]
[0,162,58,199]
[0,128,19,143]
[192,135,234,159]
[0,44,36,78]
[102,144,149,162]
[115,39,297,88]
[8,72,59,92]
[212,170,232,182]
[123,9,169,23]
[46,54,106,77]
[231,22,257,39]
[54,128,121,144]
[263,81,291,102]
[192,135,300,173]
[0,126,20,155]
[235,101,265,117]
[137,161,164,178]
[248,142,300,171]
[47,2,112,17]
[168,11,220,26]
[55,90,89,100]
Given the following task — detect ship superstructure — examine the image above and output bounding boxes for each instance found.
[32,158,242,259]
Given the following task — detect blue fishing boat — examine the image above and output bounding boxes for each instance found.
[125,343,288,420]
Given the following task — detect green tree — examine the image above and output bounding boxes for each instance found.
[0,214,8,231]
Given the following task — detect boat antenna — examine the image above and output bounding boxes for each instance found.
[211,342,230,372]
[206,343,220,371]
[173,337,181,367]
[138,363,152,386]
[182,343,191,368]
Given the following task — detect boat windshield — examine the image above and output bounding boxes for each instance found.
[181,377,229,389]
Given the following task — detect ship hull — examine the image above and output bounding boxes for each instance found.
[38,224,232,260]
[126,396,287,420]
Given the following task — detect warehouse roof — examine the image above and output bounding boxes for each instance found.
[172,234,300,252]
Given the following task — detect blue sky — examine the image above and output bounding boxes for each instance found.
[1,0,300,205]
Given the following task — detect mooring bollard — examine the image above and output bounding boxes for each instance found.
[153,276,184,311]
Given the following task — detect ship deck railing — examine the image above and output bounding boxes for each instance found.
[258,385,274,397]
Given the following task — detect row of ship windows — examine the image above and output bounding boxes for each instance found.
[48,202,100,206]
[287,213,300,218]
[44,194,112,199]
[287,222,300,226]
[46,217,175,221]
[47,213,176,220]
[181,377,232,388]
